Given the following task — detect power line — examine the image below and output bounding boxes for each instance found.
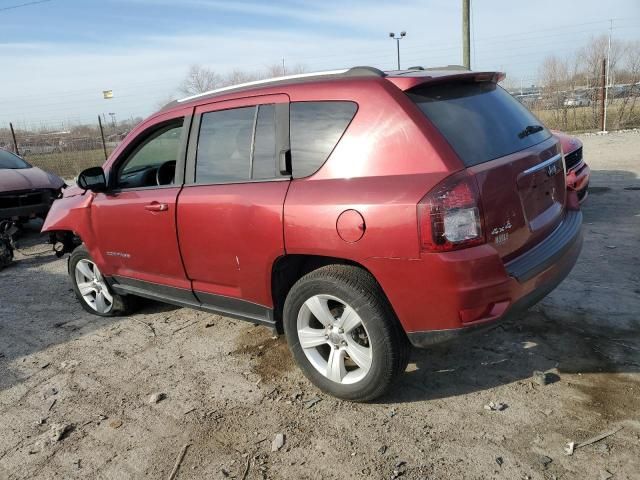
[0,0,51,12]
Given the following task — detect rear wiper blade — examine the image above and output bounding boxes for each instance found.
[518,125,544,139]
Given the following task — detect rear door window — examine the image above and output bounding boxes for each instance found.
[195,104,280,184]
[252,104,277,180]
[290,101,357,178]
[196,106,255,184]
[408,82,551,167]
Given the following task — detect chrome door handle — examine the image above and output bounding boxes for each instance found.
[144,203,168,212]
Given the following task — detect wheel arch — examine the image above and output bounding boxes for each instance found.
[270,254,398,333]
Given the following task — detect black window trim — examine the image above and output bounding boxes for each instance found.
[248,105,259,179]
[185,100,290,186]
[107,115,192,193]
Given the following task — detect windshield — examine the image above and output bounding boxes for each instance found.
[0,149,30,169]
[408,82,551,167]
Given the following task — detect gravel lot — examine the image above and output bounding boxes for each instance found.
[1,130,639,480]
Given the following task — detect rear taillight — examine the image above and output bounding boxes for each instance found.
[417,171,485,252]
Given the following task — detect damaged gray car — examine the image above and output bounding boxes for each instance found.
[0,148,65,223]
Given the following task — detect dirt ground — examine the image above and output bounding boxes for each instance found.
[1,130,639,480]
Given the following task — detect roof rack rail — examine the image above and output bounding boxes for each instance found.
[175,66,386,104]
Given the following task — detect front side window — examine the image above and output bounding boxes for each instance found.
[195,104,279,184]
[116,120,184,189]
[290,101,357,178]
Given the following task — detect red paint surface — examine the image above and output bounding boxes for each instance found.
[336,209,366,243]
[43,71,583,335]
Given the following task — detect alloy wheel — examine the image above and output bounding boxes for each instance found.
[74,259,113,314]
[296,294,372,384]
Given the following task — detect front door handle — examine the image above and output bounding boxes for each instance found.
[144,202,168,212]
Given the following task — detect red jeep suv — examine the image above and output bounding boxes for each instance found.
[43,67,583,401]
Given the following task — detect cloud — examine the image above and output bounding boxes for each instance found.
[0,2,461,126]
[1,0,635,126]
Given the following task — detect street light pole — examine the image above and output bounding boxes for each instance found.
[462,0,470,69]
[389,31,406,70]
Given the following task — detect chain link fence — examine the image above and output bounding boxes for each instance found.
[0,120,130,179]
[1,81,639,180]
[510,80,640,133]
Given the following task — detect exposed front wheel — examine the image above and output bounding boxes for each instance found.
[69,246,132,317]
[283,265,410,402]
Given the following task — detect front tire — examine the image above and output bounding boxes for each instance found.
[69,246,132,317]
[283,265,410,402]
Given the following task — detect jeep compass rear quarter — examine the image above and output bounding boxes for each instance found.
[43,66,582,401]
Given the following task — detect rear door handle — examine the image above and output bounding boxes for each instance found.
[144,202,168,212]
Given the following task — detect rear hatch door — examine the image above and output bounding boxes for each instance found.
[408,79,566,260]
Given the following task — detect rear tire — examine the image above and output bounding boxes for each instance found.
[69,246,133,317]
[283,265,410,402]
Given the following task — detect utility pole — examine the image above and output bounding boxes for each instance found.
[9,122,19,156]
[603,19,613,133]
[282,57,286,76]
[98,115,108,161]
[389,31,406,70]
[462,0,470,69]
[599,58,607,132]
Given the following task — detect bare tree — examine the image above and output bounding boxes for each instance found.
[262,62,308,78]
[287,63,308,75]
[178,63,309,98]
[577,35,624,127]
[223,69,258,87]
[156,94,177,110]
[264,63,286,78]
[578,35,623,84]
[538,55,571,129]
[179,65,222,96]
[615,40,640,128]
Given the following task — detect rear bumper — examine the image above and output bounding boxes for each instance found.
[504,210,582,283]
[365,210,583,348]
[407,227,581,347]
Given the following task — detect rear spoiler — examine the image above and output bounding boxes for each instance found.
[387,71,506,92]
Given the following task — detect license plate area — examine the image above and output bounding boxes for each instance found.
[516,154,564,232]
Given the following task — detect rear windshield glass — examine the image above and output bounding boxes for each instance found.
[408,82,551,167]
[0,149,30,169]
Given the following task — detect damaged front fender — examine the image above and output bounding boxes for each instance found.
[41,191,93,235]
[41,192,107,267]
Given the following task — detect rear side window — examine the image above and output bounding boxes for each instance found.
[196,104,279,184]
[290,101,357,178]
[408,82,551,167]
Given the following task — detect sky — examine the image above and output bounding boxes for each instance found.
[1,0,639,128]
